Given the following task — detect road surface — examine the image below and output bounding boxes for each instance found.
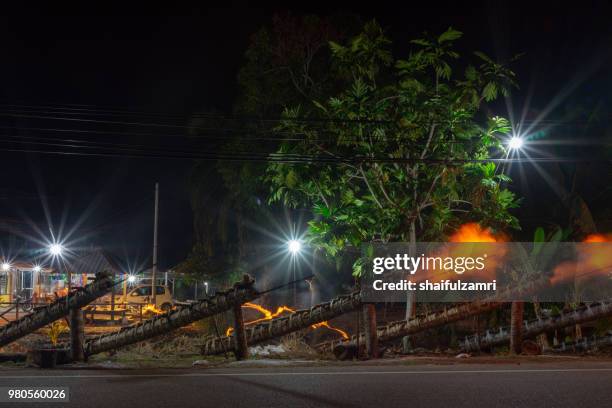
[0,361,611,407]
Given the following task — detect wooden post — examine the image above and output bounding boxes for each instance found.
[70,308,85,362]
[232,303,248,360]
[510,301,524,354]
[362,303,379,359]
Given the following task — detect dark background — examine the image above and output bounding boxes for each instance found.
[1,1,611,269]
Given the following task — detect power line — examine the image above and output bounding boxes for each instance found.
[0,143,606,164]
[1,123,610,147]
[0,108,391,126]
[1,104,612,127]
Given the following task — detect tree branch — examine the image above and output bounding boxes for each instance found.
[420,123,437,160]
[359,165,384,209]
[314,182,330,209]
[373,163,396,206]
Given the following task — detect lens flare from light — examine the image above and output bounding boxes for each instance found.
[508,136,524,150]
[49,243,64,256]
[1,263,10,271]
[127,275,137,283]
[288,239,302,254]
[33,265,42,272]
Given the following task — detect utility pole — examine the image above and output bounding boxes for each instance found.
[152,182,159,305]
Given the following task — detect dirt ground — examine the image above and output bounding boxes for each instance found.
[1,321,611,370]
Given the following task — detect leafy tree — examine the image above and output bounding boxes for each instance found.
[236,13,359,117]
[266,22,521,277]
[181,14,358,285]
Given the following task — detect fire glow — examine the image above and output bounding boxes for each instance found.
[420,223,507,282]
[142,303,165,315]
[226,302,349,340]
[449,223,502,243]
[551,233,612,285]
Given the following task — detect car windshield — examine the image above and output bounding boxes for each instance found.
[132,286,152,296]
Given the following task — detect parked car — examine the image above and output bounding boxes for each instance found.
[117,285,174,312]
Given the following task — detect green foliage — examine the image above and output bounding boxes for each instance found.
[265,21,522,274]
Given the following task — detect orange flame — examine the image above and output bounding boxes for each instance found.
[420,223,507,282]
[55,288,69,297]
[551,234,612,284]
[311,321,350,339]
[449,223,502,243]
[142,303,164,314]
[583,233,612,243]
[225,302,349,340]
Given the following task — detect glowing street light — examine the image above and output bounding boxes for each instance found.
[127,275,137,284]
[1,263,10,271]
[33,265,42,273]
[49,243,64,257]
[508,136,524,150]
[288,239,302,255]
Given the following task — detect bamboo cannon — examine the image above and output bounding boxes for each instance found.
[317,277,549,353]
[82,275,258,356]
[200,291,362,356]
[544,333,612,353]
[460,299,612,352]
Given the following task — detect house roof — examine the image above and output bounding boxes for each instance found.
[65,248,123,275]
[3,262,53,273]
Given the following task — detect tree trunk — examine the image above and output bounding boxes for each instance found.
[510,301,524,354]
[362,304,379,359]
[70,308,85,362]
[0,273,115,347]
[402,220,417,352]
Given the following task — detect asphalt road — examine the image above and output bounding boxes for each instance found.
[0,362,611,407]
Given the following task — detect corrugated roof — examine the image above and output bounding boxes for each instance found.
[65,248,123,275]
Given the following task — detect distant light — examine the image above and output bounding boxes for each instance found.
[1,263,10,271]
[49,243,64,256]
[508,136,524,150]
[127,275,137,283]
[33,265,42,272]
[288,239,302,254]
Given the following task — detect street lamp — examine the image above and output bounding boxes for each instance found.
[1,263,10,272]
[33,265,42,273]
[127,275,137,284]
[48,242,69,293]
[508,136,524,150]
[49,243,64,257]
[288,239,302,255]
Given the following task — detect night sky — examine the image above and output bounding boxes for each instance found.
[1,2,611,269]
